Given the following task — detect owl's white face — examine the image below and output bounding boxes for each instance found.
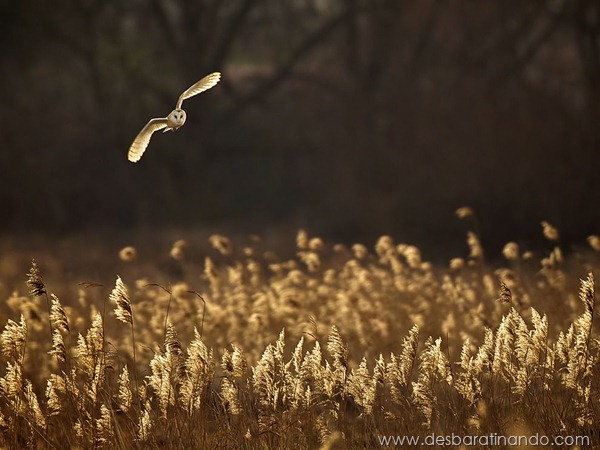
[167,109,187,129]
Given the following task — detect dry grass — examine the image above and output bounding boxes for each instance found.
[0,220,599,449]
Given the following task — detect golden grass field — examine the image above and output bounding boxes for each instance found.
[0,215,599,449]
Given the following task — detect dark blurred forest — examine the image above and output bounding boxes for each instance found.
[1,0,600,258]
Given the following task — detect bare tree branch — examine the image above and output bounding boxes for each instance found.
[409,0,443,72]
[150,0,180,50]
[224,7,354,117]
[466,2,550,73]
[343,0,360,75]
[209,0,257,70]
[493,2,567,84]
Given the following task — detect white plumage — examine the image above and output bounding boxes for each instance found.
[128,72,221,163]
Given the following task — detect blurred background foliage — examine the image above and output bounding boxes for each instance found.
[1,0,599,258]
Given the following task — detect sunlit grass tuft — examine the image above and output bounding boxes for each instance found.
[0,220,598,448]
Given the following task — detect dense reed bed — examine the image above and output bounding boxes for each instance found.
[0,217,599,448]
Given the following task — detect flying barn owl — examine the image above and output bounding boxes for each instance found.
[128,72,221,162]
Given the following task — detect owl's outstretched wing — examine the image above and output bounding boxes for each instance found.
[176,72,221,109]
[128,118,168,162]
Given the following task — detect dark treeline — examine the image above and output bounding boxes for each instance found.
[1,0,599,258]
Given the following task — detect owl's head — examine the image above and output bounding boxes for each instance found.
[167,109,187,129]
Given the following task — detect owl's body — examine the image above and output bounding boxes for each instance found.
[128,72,220,163]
